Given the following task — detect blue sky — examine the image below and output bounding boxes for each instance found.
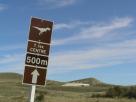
[0,0,136,85]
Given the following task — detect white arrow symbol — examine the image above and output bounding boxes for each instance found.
[33,26,51,36]
[31,69,40,84]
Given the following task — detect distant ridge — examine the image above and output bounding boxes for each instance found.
[0,73,121,87]
[0,73,106,86]
[0,72,22,82]
[0,72,22,79]
[0,73,63,85]
[0,73,109,85]
[46,80,65,86]
[70,77,110,86]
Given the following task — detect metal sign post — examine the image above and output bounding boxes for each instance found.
[23,17,53,102]
[30,85,36,102]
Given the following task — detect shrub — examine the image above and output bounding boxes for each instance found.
[35,93,44,102]
[105,86,136,99]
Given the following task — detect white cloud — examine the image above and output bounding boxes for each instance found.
[54,21,89,30]
[1,17,135,77]
[1,39,136,75]
[49,39,136,72]
[0,63,24,74]
[38,0,77,8]
[0,44,25,51]
[80,17,133,38]
[0,54,25,73]
[0,54,24,65]
[53,17,133,45]
[0,4,7,11]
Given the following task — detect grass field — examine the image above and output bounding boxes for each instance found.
[0,73,135,102]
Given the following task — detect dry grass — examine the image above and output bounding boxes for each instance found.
[0,73,135,102]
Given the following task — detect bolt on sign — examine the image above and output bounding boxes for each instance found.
[23,17,53,86]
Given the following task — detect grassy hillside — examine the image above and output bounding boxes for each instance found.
[0,73,135,102]
[71,78,102,85]
[0,73,22,81]
[46,80,65,86]
[70,77,112,87]
[52,77,113,93]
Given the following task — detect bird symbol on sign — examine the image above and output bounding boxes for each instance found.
[33,26,51,36]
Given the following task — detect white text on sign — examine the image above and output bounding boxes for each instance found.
[25,53,48,67]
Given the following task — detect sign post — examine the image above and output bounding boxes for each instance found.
[30,85,36,102]
[22,17,53,102]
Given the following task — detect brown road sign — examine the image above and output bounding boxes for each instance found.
[25,53,48,68]
[23,66,47,85]
[27,41,50,56]
[29,17,53,43]
[23,17,53,86]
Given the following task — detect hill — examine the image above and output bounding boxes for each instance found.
[46,80,65,86]
[0,72,22,81]
[0,73,110,87]
[0,73,63,85]
[0,73,111,92]
[70,78,107,86]
[0,73,135,102]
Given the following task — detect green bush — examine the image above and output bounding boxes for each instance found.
[105,86,136,99]
[92,86,136,99]
[35,93,44,102]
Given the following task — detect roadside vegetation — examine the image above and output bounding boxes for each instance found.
[0,73,136,102]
